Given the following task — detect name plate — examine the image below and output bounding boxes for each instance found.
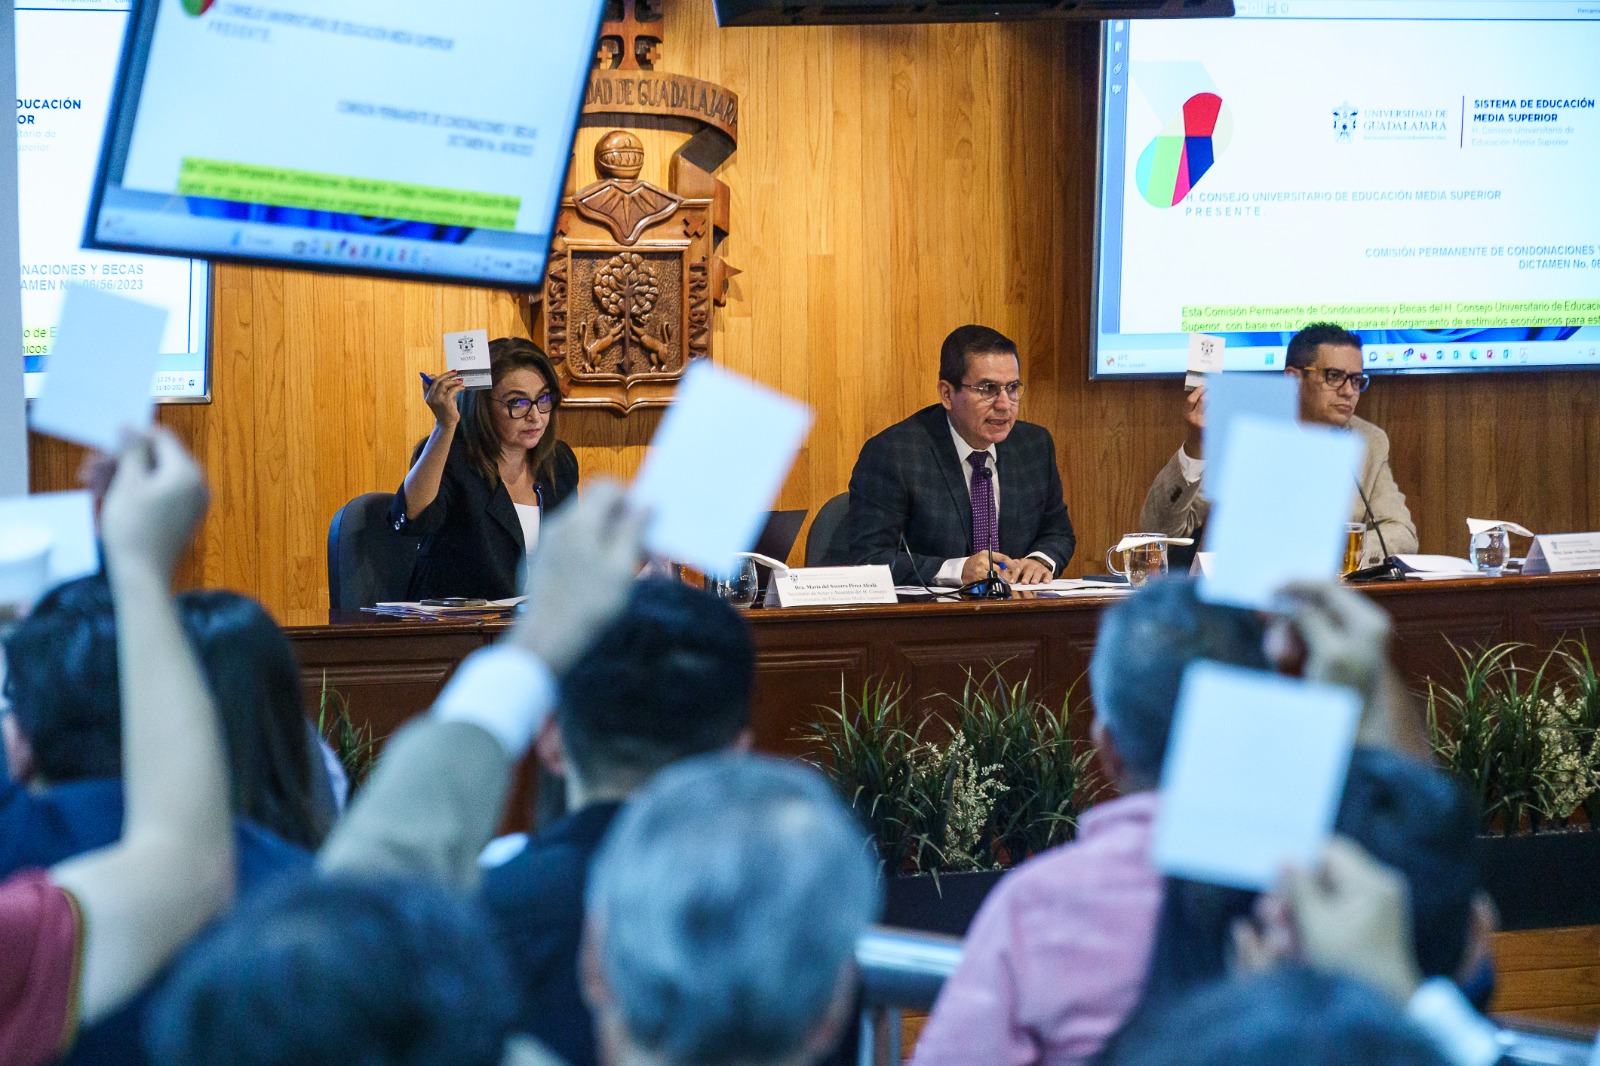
[1523,533,1600,575]
[769,565,898,608]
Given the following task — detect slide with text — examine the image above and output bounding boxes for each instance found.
[1095,14,1600,377]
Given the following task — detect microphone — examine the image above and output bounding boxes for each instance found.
[1346,475,1404,582]
[967,457,1011,600]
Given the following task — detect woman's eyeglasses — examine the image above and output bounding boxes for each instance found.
[497,391,554,419]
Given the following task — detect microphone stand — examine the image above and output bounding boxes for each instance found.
[1345,476,1404,583]
[896,534,1009,600]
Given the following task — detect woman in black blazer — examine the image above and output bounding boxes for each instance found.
[390,337,579,600]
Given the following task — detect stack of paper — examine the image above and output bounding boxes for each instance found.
[363,597,525,620]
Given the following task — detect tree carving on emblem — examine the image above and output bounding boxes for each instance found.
[573,252,677,376]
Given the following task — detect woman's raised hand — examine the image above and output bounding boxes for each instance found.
[423,370,465,430]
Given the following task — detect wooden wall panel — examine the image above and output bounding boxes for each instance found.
[26,2,1600,616]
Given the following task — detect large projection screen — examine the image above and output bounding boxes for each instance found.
[16,0,210,402]
[1092,2,1600,379]
[84,0,604,292]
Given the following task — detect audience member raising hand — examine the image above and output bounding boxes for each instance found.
[0,428,232,1066]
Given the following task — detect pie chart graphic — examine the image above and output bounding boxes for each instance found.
[1135,92,1233,208]
[181,0,216,15]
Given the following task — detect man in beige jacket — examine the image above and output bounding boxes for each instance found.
[1139,322,1417,567]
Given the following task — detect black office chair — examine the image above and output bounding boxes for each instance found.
[805,492,852,567]
[327,493,420,610]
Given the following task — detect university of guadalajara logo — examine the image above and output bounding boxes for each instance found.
[181,0,216,16]
[1333,102,1359,142]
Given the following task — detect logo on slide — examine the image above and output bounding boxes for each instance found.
[1135,92,1232,208]
[181,0,216,16]
[1333,102,1359,142]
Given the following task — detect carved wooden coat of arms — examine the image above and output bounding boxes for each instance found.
[536,0,737,413]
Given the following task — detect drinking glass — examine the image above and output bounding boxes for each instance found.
[1470,529,1510,577]
[1106,541,1169,587]
[1343,523,1366,575]
[706,557,762,609]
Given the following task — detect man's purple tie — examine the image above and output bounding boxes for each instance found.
[968,452,999,554]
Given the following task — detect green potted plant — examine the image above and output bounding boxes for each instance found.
[801,665,1101,935]
[1426,639,1600,930]
[315,672,382,799]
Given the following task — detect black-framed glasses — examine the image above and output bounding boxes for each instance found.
[497,391,554,419]
[956,380,1025,403]
[1305,367,1372,393]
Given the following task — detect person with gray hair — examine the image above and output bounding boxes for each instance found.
[913,576,1410,1066]
[582,754,881,1066]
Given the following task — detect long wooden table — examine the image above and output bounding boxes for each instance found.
[283,573,1600,1029]
[284,572,1600,759]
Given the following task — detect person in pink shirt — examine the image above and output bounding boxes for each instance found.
[911,578,1272,1066]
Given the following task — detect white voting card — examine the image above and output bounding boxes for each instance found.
[0,491,100,599]
[1185,333,1224,390]
[630,363,813,577]
[443,329,492,390]
[1200,371,1298,497]
[30,287,168,452]
[1152,662,1361,891]
[1200,417,1366,610]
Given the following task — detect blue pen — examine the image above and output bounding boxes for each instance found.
[419,371,435,388]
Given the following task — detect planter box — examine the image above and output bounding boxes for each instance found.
[1480,830,1600,931]
[882,869,1006,937]
[878,832,1600,939]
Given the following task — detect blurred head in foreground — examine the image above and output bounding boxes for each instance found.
[583,754,881,1066]
[1100,967,1449,1066]
[1089,576,1269,791]
[148,875,516,1066]
[2,576,328,849]
[549,577,754,806]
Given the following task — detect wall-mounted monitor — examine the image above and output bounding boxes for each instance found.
[1092,2,1600,379]
[17,0,210,402]
[84,0,605,291]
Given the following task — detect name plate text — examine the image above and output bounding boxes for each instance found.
[1523,533,1600,576]
[771,565,898,607]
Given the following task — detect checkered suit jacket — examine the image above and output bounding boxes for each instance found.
[846,405,1076,585]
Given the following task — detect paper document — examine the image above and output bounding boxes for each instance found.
[630,363,813,577]
[444,329,493,390]
[365,596,525,620]
[1185,333,1224,390]
[1467,518,1535,538]
[31,286,169,452]
[1200,372,1298,497]
[1392,554,1476,578]
[0,491,99,601]
[1152,662,1361,891]
[1010,578,1135,593]
[1200,417,1366,609]
[1112,534,1193,553]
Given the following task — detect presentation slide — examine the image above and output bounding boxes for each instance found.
[1094,3,1600,378]
[16,0,209,400]
[85,0,604,289]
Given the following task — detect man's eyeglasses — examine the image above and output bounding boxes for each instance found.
[1304,367,1372,393]
[955,381,1025,403]
[497,391,555,419]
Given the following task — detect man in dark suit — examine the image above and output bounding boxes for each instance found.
[478,578,755,1066]
[848,325,1075,586]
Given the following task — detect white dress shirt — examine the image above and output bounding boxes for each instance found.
[933,420,1057,586]
[1176,443,1205,483]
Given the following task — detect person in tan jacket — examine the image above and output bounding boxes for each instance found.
[1139,322,1417,567]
